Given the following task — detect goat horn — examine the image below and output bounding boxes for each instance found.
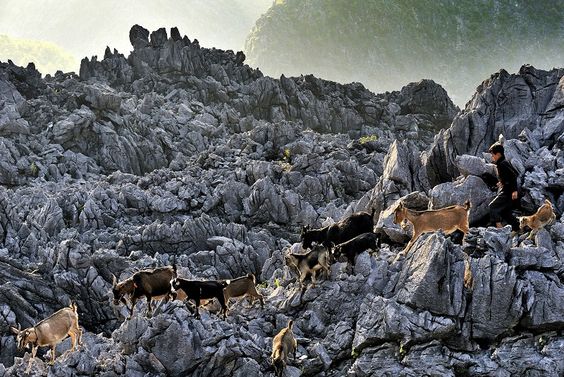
[112,273,117,287]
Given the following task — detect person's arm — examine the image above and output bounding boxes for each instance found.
[499,161,519,198]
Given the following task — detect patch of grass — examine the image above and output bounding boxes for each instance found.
[358,134,378,144]
[274,278,281,289]
[399,342,407,358]
[29,161,39,177]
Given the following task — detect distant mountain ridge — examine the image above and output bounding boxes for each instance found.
[244,0,564,105]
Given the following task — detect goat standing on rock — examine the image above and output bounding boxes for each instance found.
[300,209,375,249]
[393,200,471,260]
[223,273,264,312]
[518,199,557,240]
[331,232,381,272]
[285,244,330,289]
[112,265,178,319]
[10,303,82,373]
[171,278,228,318]
[271,319,297,377]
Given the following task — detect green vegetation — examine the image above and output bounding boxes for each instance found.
[0,34,77,75]
[245,0,564,105]
[399,342,408,358]
[358,135,378,144]
[351,347,360,359]
[274,278,281,289]
[29,161,39,177]
[283,148,291,161]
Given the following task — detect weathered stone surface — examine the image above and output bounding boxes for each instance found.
[353,295,457,351]
[520,271,564,330]
[429,175,495,224]
[425,66,564,186]
[465,254,524,340]
[392,233,466,317]
[0,26,562,377]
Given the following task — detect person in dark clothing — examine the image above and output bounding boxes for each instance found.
[488,142,520,232]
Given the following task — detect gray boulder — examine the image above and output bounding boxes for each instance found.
[429,175,495,224]
[392,233,466,317]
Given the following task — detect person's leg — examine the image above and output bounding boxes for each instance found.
[501,206,520,232]
[489,195,510,228]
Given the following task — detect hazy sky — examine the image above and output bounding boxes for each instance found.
[0,0,271,70]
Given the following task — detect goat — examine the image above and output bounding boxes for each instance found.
[10,303,81,373]
[518,199,556,240]
[301,209,375,249]
[285,244,330,289]
[393,200,471,258]
[271,319,297,377]
[331,232,381,272]
[223,273,264,313]
[171,278,228,319]
[112,265,177,319]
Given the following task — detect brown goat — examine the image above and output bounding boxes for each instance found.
[393,200,471,258]
[271,319,297,377]
[112,265,177,319]
[223,273,264,312]
[10,303,82,372]
[518,199,556,240]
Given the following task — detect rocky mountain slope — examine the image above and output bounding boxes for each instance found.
[244,0,564,105]
[0,25,563,376]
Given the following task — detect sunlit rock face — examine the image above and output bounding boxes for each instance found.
[0,25,563,376]
[245,0,564,106]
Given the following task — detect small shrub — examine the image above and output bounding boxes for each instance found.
[358,134,378,144]
[274,278,281,289]
[399,343,407,358]
[351,347,360,359]
[29,162,39,177]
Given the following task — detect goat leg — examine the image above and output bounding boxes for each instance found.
[146,296,153,318]
[50,345,56,365]
[128,297,137,319]
[194,298,201,319]
[25,346,38,373]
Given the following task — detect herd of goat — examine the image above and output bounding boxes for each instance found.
[9,198,557,375]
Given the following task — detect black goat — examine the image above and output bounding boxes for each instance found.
[301,209,375,249]
[171,278,228,318]
[332,232,381,271]
[112,265,177,319]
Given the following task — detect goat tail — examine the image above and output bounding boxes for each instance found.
[464,200,471,210]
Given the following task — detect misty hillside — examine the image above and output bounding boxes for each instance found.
[0,35,77,75]
[0,24,563,376]
[245,0,564,105]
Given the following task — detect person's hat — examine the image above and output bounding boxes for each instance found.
[488,142,504,155]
